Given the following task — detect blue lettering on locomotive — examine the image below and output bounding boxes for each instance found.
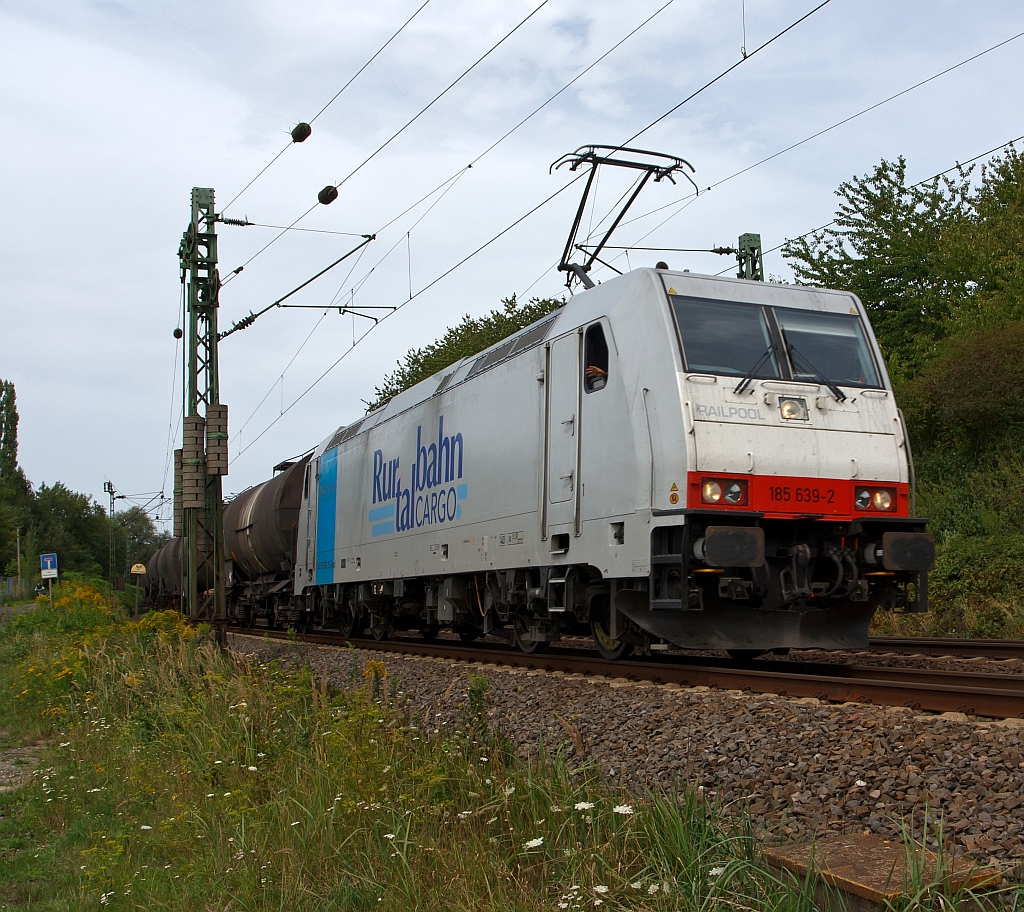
[369,415,467,537]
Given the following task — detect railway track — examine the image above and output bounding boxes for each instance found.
[867,636,1024,659]
[237,628,1024,720]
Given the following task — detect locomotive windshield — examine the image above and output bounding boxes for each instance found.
[672,298,781,379]
[670,295,882,389]
[775,309,880,388]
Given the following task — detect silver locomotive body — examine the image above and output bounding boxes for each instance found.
[291,268,933,655]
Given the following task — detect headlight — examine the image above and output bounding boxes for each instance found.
[702,481,722,503]
[779,397,809,421]
[854,487,897,512]
[701,478,748,506]
[724,482,745,504]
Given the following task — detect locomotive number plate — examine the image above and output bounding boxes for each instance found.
[767,484,837,507]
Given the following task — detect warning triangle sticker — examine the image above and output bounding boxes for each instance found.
[670,483,679,492]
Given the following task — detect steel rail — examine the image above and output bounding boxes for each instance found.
[867,637,1024,659]
[233,629,1024,720]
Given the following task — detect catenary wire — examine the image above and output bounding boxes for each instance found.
[325,1,549,195]
[221,0,549,285]
[223,0,682,287]
[230,240,373,449]
[366,0,679,240]
[223,0,683,419]
[598,29,1024,269]
[624,0,833,145]
[228,0,825,458]
[711,132,1024,276]
[234,172,585,460]
[222,0,434,214]
[553,0,835,282]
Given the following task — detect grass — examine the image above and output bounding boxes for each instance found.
[0,581,1016,910]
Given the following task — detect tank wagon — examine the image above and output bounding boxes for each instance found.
[151,266,934,657]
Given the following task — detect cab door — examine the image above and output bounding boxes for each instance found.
[545,331,581,532]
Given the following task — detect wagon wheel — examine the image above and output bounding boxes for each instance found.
[370,615,393,642]
[590,597,632,660]
[457,622,481,644]
[338,605,361,638]
[513,614,548,655]
[419,622,440,642]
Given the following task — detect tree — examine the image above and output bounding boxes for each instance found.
[365,295,563,412]
[0,380,32,577]
[30,482,108,578]
[114,505,169,575]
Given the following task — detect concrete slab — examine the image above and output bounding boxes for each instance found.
[764,833,1001,912]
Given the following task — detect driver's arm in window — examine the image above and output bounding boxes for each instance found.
[584,324,609,392]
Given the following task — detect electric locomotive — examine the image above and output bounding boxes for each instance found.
[283,265,933,656]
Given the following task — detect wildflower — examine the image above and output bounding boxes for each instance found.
[574,801,594,811]
[100,892,114,905]
[248,766,258,771]
[257,752,266,758]
[504,785,515,797]
[223,792,232,797]
[648,883,661,894]
[206,793,215,798]
[458,810,473,819]
[594,886,608,894]
[630,882,642,890]
[139,825,152,831]
[383,833,395,840]
[291,821,300,827]
[594,901,603,907]
[612,805,633,815]
[551,805,562,812]
[215,760,223,765]
[709,866,726,877]
[487,817,498,825]
[523,837,544,849]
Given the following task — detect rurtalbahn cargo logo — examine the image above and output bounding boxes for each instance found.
[368,416,468,536]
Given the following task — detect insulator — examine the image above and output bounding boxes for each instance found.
[318,185,339,205]
[222,216,253,227]
[291,122,312,143]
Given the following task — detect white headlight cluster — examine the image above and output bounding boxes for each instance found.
[779,397,809,421]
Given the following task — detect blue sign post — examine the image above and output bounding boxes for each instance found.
[40,553,58,609]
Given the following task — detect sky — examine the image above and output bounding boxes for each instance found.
[1,0,1022,529]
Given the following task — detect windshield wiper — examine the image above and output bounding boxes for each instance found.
[785,341,847,402]
[733,342,778,395]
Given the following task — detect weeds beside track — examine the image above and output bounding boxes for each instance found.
[0,582,822,911]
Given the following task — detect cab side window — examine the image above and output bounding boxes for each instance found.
[584,323,609,392]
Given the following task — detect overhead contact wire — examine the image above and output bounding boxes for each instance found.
[714,132,1024,275]
[223,0,549,284]
[234,172,585,460]
[222,0,434,214]
[624,0,833,144]
[608,29,1024,265]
